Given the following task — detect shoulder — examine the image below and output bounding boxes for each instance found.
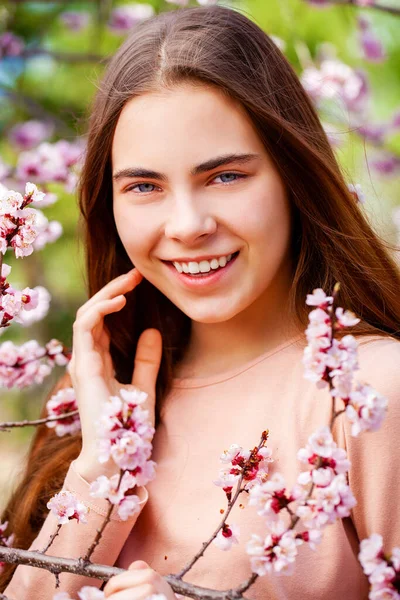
[356,334,400,397]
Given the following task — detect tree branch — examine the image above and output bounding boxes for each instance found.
[0,546,251,600]
[0,410,79,431]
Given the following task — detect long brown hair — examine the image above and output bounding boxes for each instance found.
[2,4,400,590]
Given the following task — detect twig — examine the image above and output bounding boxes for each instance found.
[0,410,79,431]
[40,524,62,554]
[83,469,125,562]
[82,501,115,563]
[176,432,268,580]
[0,546,250,600]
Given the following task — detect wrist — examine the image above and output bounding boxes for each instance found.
[74,454,121,483]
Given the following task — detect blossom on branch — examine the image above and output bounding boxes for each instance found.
[0,520,15,574]
[246,520,303,576]
[359,534,400,598]
[47,491,88,525]
[0,338,70,389]
[89,387,157,520]
[213,523,240,551]
[213,439,273,501]
[46,387,80,437]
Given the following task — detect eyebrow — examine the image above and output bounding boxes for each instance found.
[112,152,261,182]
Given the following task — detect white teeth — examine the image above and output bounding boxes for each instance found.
[199,260,211,273]
[173,261,183,273]
[210,258,219,269]
[218,256,227,268]
[188,261,200,274]
[171,252,236,274]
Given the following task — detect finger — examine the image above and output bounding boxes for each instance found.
[104,583,154,600]
[129,560,149,570]
[78,269,142,317]
[104,561,150,596]
[104,571,153,596]
[132,329,163,391]
[72,296,126,377]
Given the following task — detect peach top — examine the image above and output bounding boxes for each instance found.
[5,334,400,600]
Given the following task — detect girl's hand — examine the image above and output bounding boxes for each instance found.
[103,560,177,599]
[68,268,162,480]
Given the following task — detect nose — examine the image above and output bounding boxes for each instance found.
[164,196,217,244]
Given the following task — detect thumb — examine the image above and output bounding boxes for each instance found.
[132,328,163,393]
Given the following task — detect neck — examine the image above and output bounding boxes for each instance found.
[177,273,304,378]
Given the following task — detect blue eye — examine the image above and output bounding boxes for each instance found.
[124,172,247,194]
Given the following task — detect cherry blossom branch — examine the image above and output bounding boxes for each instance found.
[40,524,62,554]
[0,410,79,432]
[0,546,250,600]
[82,471,124,563]
[176,431,269,580]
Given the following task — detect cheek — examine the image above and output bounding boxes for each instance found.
[114,211,154,264]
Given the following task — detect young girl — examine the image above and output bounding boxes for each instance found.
[2,5,400,600]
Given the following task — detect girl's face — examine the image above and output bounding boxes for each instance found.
[112,84,293,324]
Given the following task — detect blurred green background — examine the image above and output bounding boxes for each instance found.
[0,0,399,509]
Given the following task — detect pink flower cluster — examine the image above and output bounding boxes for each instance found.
[47,491,88,525]
[359,534,400,599]
[244,425,355,576]
[1,263,46,331]
[0,520,15,574]
[8,120,54,151]
[246,520,304,576]
[0,32,24,59]
[46,387,80,437]
[357,15,386,63]
[108,3,155,33]
[211,436,272,552]
[89,388,156,521]
[303,288,388,436]
[15,140,84,194]
[0,338,70,389]
[213,439,273,501]
[0,181,61,259]
[301,59,368,114]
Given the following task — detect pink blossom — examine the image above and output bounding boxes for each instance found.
[60,11,90,32]
[246,520,303,576]
[301,60,369,114]
[347,183,365,204]
[15,141,84,189]
[358,17,386,63]
[371,153,400,176]
[0,338,69,388]
[335,307,360,328]
[213,523,240,551]
[90,472,142,520]
[346,383,388,436]
[47,491,88,525]
[46,387,80,437]
[8,121,53,151]
[306,288,333,307]
[78,588,105,600]
[0,32,24,58]
[248,473,304,522]
[108,3,154,33]
[17,286,51,326]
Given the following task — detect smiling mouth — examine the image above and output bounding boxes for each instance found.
[163,251,240,275]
